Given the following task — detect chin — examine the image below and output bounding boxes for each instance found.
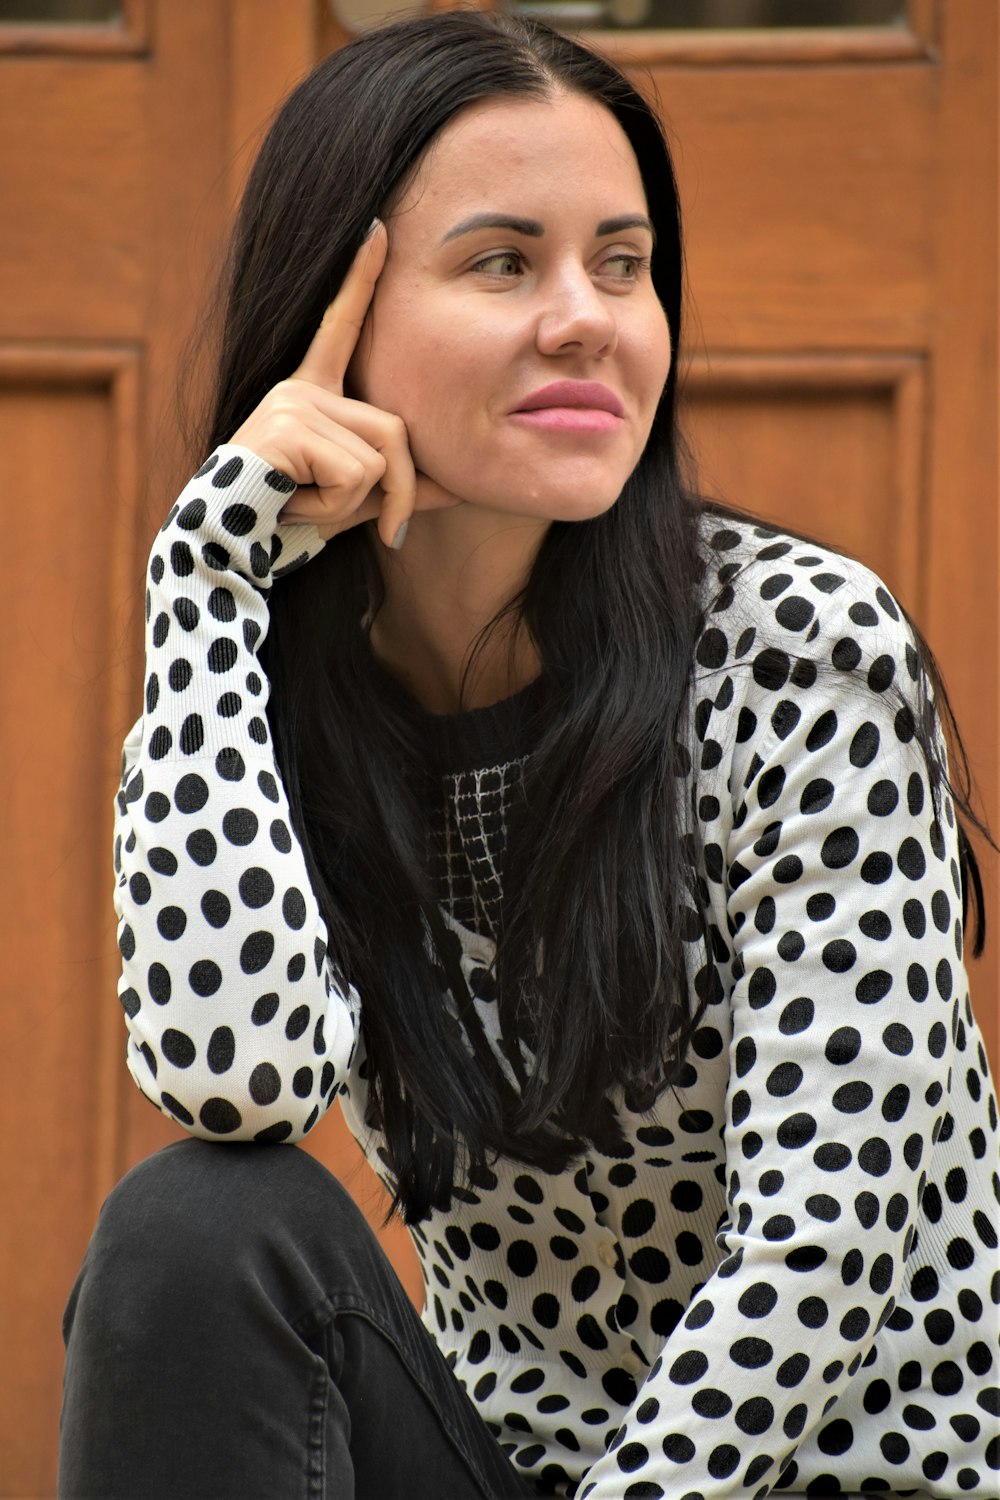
[462,470,633,524]
[539,494,625,524]
[517,481,630,524]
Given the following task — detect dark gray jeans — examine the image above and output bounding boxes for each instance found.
[59,1140,543,1500]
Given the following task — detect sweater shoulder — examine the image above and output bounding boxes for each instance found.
[692,506,919,686]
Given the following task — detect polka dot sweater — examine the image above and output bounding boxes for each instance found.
[115,446,1000,1499]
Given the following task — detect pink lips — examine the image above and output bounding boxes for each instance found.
[511,380,625,433]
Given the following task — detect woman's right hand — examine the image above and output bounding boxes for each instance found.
[230,220,456,549]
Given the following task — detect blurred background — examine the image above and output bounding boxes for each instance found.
[0,1,995,1493]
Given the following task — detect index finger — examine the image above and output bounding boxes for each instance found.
[294,219,387,393]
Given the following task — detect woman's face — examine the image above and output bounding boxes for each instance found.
[349,90,672,524]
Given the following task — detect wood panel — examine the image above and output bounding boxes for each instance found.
[0,65,145,337]
[0,8,320,1493]
[0,348,140,1496]
[682,353,926,605]
[652,65,935,350]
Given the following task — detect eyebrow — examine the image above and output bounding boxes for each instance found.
[440,212,655,245]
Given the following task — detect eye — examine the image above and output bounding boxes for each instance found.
[601,253,652,281]
[472,251,523,278]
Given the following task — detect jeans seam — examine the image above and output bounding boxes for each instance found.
[305,1346,329,1500]
[336,1305,528,1500]
[292,1288,533,1499]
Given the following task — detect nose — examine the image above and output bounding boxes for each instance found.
[534,262,618,360]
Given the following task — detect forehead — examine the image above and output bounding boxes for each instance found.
[395,91,648,223]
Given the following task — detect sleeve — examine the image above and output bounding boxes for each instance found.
[579,568,963,1498]
[113,444,362,1143]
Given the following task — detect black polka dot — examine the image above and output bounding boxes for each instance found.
[174,773,208,813]
[212,456,245,487]
[249,1062,281,1105]
[240,931,274,974]
[207,1026,235,1073]
[239,867,275,907]
[282,887,307,930]
[173,597,200,632]
[832,637,862,671]
[821,827,859,869]
[730,1336,773,1368]
[199,1097,241,1134]
[265,468,296,493]
[186,829,217,866]
[177,496,207,528]
[207,637,238,674]
[669,1349,708,1384]
[158,1028,194,1069]
[156,906,186,940]
[735,1396,774,1434]
[662,1432,695,1464]
[507,1241,538,1278]
[189,959,222,997]
[252,993,279,1026]
[215,749,246,782]
[220,502,257,536]
[200,890,230,928]
[148,963,171,1004]
[144,792,170,823]
[168,658,193,692]
[223,808,258,846]
[208,586,237,622]
[707,1443,740,1478]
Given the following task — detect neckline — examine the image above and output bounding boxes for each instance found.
[368,655,550,774]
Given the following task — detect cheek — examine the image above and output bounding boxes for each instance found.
[347,279,427,409]
[362,307,496,433]
[642,308,673,394]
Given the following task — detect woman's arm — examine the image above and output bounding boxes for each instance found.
[114,225,458,1140]
[114,445,360,1142]
[579,557,974,1497]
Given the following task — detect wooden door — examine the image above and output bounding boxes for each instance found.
[0,7,366,1495]
[1,1,994,1494]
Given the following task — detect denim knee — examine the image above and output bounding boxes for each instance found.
[71,1139,380,1333]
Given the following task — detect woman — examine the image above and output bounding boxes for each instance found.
[60,12,998,1499]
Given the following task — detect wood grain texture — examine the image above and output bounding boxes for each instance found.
[682,352,927,606]
[0,350,140,1496]
[657,66,936,349]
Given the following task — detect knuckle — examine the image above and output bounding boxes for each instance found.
[343,456,366,488]
[271,410,301,442]
[270,380,300,407]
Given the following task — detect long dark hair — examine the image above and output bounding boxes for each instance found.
[199,12,986,1223]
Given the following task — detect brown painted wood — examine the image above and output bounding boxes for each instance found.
[0,7,297,1494]
[1,0,995,1493]
[682,353,927,601]
[0,358,140,1498]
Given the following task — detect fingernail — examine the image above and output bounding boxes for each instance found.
[392,519,409,550]
[365,217,383,241]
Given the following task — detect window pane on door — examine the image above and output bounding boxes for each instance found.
[0,0,120,21]
[511,0,906,32]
